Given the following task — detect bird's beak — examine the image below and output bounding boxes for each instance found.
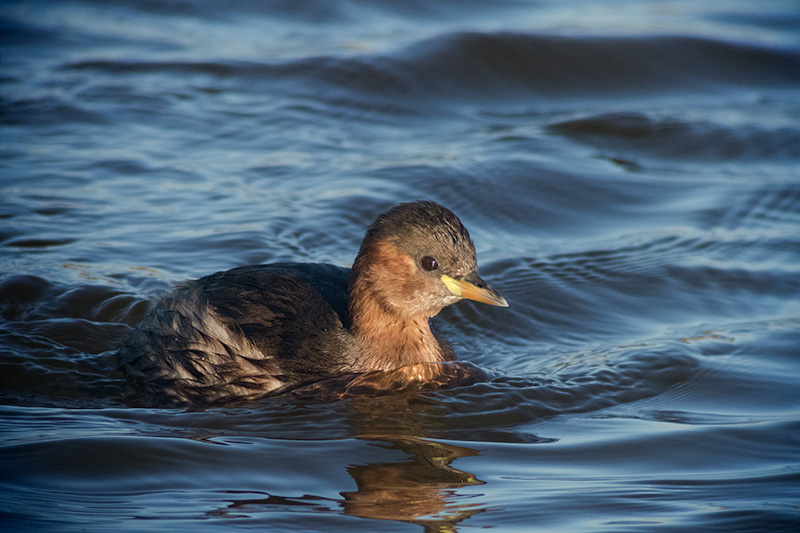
[441,272,508,307]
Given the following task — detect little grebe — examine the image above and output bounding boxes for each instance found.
[118,201,507,405]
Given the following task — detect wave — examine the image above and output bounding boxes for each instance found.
[548,112,800,162]
[62,33,800,106]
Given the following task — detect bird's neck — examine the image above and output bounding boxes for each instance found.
[348,241,447,371]
[354,312,445,371]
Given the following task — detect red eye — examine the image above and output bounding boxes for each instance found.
[420,256,438,271]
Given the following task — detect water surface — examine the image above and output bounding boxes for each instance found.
[2,0,799,531]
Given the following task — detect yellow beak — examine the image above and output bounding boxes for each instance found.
[441,273,508,307]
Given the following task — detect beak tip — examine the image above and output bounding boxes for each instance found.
[484,292,509,308]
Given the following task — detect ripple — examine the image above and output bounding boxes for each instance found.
[3,237,76,249]
[1,97,107,126]
[548,112,800,162]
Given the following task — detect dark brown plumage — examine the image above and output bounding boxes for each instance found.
[118,201,507,406]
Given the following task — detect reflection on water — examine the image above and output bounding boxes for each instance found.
[342,438,484,531]
[194,436,483,532]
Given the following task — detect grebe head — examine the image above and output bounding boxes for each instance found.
[351,201,507,320]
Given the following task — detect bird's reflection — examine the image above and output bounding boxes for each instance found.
[210,436,484,531]
[341,436,485,532]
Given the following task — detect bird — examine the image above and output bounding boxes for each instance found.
[118,201,507,406]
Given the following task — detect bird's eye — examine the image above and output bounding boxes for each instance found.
[420,256,438,271]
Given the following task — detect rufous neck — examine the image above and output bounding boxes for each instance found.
[348,241,446,371]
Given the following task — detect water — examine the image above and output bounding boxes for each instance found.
[2,0,800,530]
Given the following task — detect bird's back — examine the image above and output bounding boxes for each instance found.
[118,263,358,406]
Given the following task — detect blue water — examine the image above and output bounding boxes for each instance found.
[2,0,800,531]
